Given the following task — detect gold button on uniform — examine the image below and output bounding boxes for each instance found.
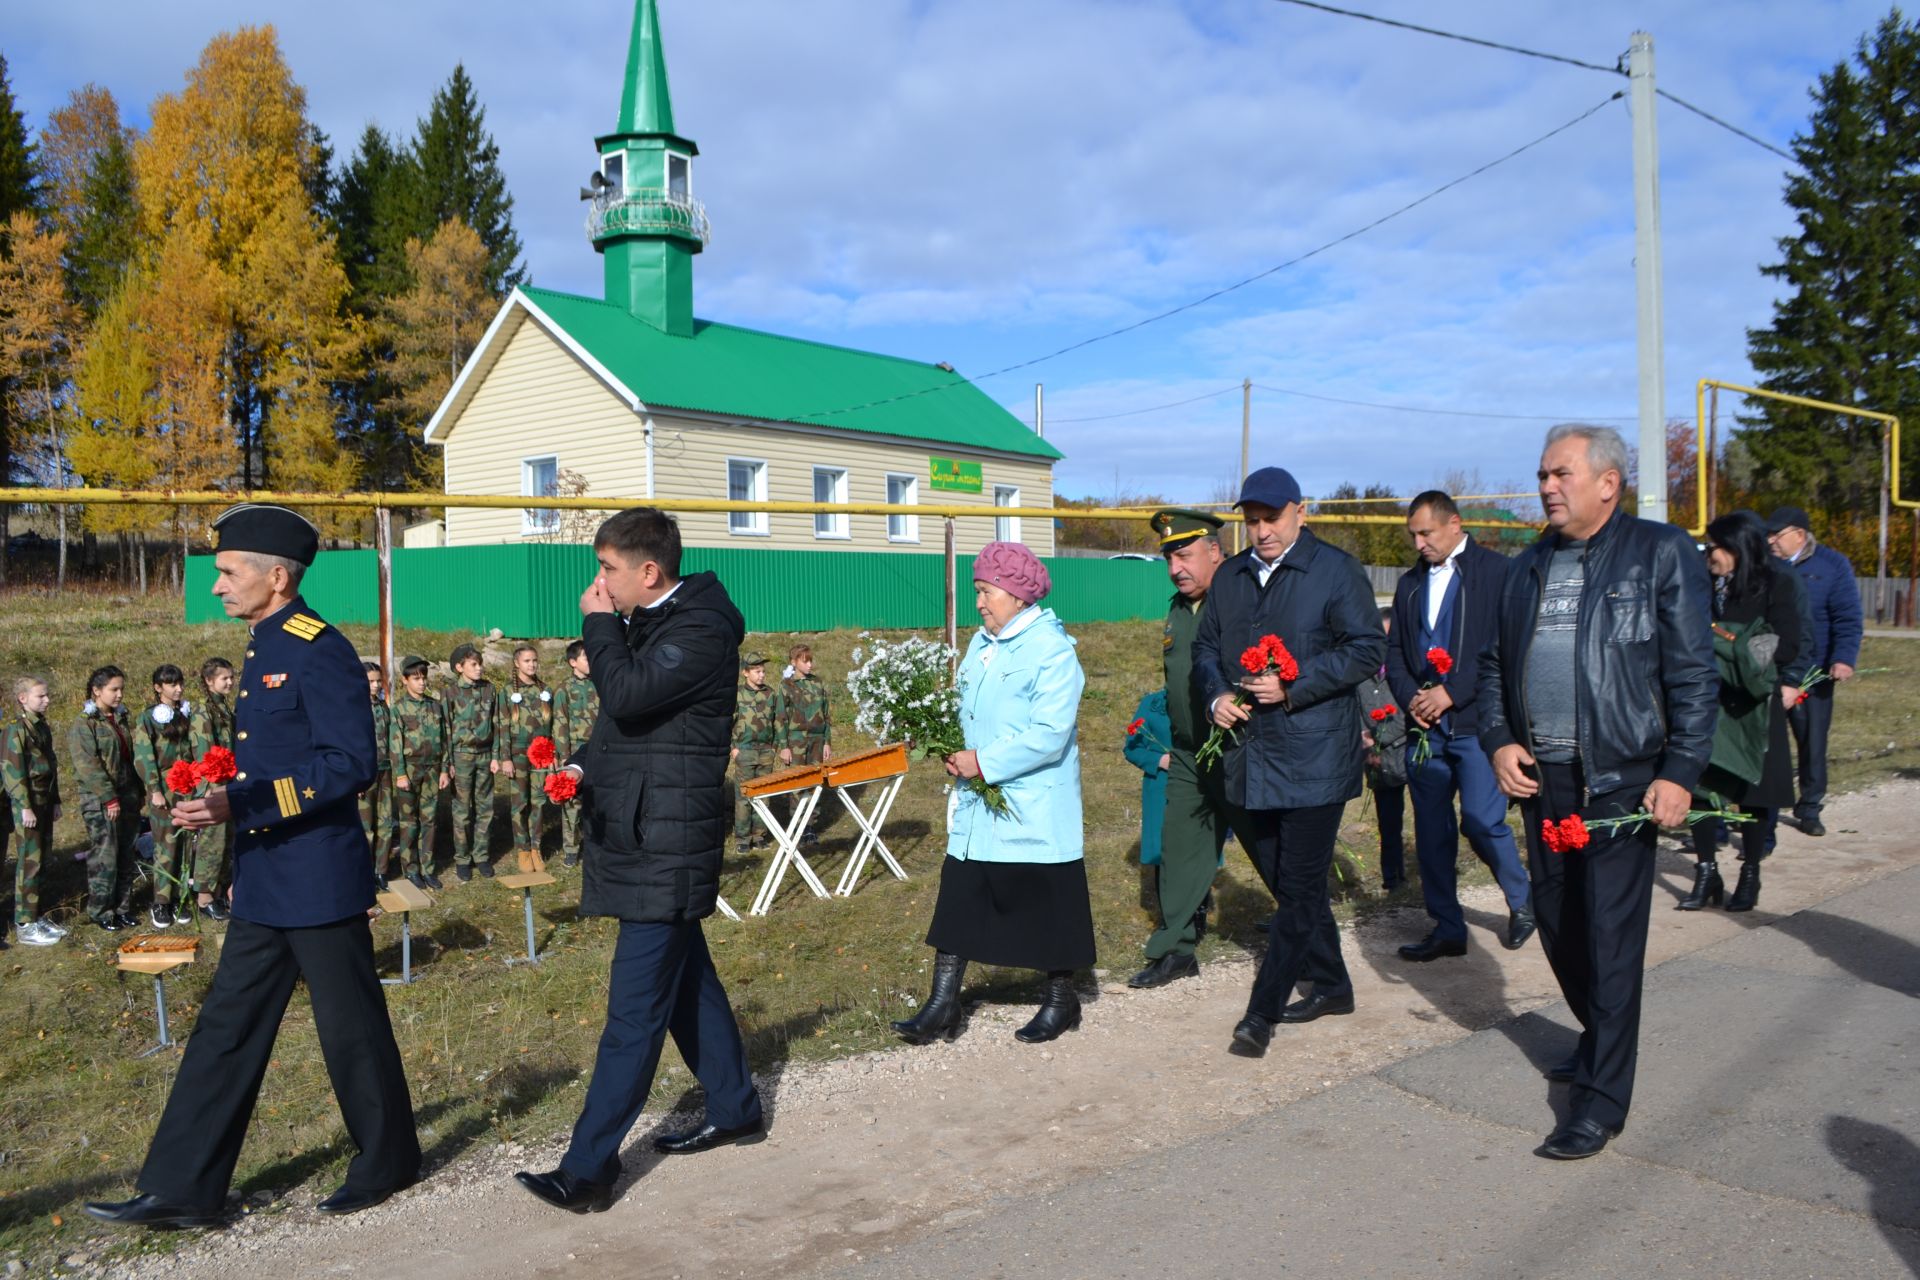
[246,649,255,658]
[236,772,247,781]
[237,731,249,741]
[240,690,248,698]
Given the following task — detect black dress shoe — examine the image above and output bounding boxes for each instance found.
[455,864,473,882]
[407,871,429,890]
[93,912,124,932]
[1280,990,1356,1023]
[514,1168,614,1214]
[83,1193,225,1229]
[1799,814,1826,837]
[1504,906,1537,951]
[374,874,390,892]
[1539,1117,1619,1160]
[114,910,141,929]
[1127,952,1200,989]
[1398,933,1468,962]
[1230,1015,1273,1057]
[1544,1054,1577,1082]
[652,1116,766,1155]
[475,861,495,878]
[423,871,444,891]
[316,1183,399,1216]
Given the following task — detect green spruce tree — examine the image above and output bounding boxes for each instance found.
[399,64,525,296]
[1743,9,1920,512]
[69,131,139,318]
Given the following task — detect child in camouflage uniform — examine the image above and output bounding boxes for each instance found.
[67,666,142,932]
[497,642,553,868]
[187,657,236,920]
[361,661,397,886]
[551,640,599,868]
[444,643,500,881]
[778,644,834,844]
[731,651,780,851]
[4,676,65,946]
[389,655,450,890]
[131,663,194,927]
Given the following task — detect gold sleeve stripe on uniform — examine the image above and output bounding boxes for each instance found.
[283,614,326,640]
[274,776,303,818]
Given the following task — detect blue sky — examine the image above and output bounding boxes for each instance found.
[6,1,1892,502]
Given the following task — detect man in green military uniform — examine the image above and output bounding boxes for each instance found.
[552,640,599,867]
[444,643,500,880]
[778,644,833,844]
[730,651,779,852]
[4,677,65,945]
[188,658,236,920]
[497,643,554,867]
[1130,508,1235,989]
[68,667,143,931]
[360,662,396,887]
[389,655,449,890]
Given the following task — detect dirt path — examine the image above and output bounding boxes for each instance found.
[109,781,1920,1280]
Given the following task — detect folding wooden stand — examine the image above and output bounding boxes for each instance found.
[826,744,911,896]
[376,877,435,985]
[498,871,557,965]
[742,761,830,916]
[116,935,201,1057]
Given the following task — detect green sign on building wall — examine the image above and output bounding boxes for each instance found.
[929,456,982,493]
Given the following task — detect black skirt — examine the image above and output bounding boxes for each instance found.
[925,855,1097,972]
[1714,689,1797,811]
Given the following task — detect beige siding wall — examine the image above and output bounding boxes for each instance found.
[439,315,1056,555]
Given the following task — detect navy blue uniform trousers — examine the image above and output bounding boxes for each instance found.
[1408,729,1531,940]
[137,915,419,1209]
[561,918,760,1185]
[1241,803,1352,1022]
[1521,762,1659,1132]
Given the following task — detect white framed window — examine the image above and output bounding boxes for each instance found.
[665,150,691,200]
[522,455,559,536]
[886,473,919,543]
[813,466,849,539]
[600,152,625,196]
[727,458,768,536]
[994,484,1021,543]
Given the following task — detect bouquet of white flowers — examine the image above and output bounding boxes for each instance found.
[846,633,1009,816]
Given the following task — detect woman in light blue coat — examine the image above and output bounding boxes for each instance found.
[892,541,1094,1047]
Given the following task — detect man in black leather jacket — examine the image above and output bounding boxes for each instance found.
[1480,426,1716,1161]
[516,508,763,1213]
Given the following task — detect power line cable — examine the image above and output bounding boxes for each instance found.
[1266,0,1624,76]
[785,91,1623,427]
[1036,384,1244,424]
[1655,87,1795,162]
[1252,382,1637,422]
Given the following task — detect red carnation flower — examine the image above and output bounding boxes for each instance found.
[1127,717,1145,734]
[1426,646,1454,676]
[1369,705,1395,722]
[1541,821,1562,853]
[193,745,238,786]
[1557,815,1591,850]
[527,735,557,769]
[165,758,200,795]
[543,770,579,804]
[1240,645,1269,674]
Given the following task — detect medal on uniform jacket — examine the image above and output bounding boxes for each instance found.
[263,674,288,689]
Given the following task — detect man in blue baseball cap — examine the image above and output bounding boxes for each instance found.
[1192,467,1385,1057]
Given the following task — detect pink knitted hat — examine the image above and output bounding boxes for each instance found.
[973,541,1051,603]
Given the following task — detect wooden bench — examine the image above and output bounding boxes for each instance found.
[376,877,435,985]
[498,871,557,965]
[116,935,201,1057]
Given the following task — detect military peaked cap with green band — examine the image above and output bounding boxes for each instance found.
[1148,508,1225,549]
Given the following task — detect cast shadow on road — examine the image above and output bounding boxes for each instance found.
[1826,1115,1920,1274]
[1774,911,1920,999]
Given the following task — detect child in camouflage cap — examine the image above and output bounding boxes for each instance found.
[3,676,65,945]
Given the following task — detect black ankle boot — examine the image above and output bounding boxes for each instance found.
[892,951,967,1044]
[1725,859,1762,912]
[1014,973,1082,1044]
[1675,859,1724,911]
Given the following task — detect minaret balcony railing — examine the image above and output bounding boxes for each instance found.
[586,188,711,245]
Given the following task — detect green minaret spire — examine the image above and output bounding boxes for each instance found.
[590,0,707,336]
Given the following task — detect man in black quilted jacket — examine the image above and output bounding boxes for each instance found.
[515,508,763,1214]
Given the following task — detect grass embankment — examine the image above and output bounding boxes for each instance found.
[0,588,1915,1266]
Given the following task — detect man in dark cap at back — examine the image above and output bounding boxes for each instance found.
[1192,469,1385,1056]
[1127,507,1236,990]
[1766,506,1863,837]
[86,504,420,1229]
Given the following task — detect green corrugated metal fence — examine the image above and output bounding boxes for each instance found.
[184,545,1170,635]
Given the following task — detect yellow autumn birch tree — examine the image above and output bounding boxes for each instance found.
[0,212,80,585]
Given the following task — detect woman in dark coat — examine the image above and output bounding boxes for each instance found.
[1681,511,1806,912]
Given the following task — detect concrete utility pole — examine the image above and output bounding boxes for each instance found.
[1629,31,1668,523]
[1034,383,1045,440]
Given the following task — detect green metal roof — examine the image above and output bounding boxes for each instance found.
[519,286,1062,460]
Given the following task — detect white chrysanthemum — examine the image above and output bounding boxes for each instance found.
[151,704,175,725]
